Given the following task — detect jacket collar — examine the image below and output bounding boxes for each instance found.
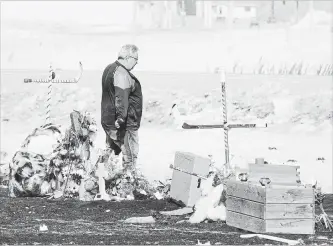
[115,60,139,82]
[115,60,128,71]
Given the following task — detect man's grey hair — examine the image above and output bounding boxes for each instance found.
[118,44,139,59]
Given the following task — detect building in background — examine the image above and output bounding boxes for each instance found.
[132,0,331,30]
[134,1,179,29]
[213,2,258,23]
[133,1,258,29]
[183,0,197,16]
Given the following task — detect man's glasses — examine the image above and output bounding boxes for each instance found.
[129,56,138,61]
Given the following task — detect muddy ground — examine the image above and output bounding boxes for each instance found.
[0,188,332,245]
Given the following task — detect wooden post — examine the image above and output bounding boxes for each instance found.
[220,68,230,173]
[45,64,54,125]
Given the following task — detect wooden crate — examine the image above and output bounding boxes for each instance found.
[226,180,315,234]
[169,151,210,207]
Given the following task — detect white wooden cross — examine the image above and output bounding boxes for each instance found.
[23,62,83,126]
[181,68,268,176]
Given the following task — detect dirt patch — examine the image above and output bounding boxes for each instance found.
[1,187,332,245]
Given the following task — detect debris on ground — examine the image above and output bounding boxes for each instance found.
[314,183,333,231]
[175,220,187,224]
[153,191,164,200]
[188,166,229,224]
[197,240,211,245]
[39,224,48,232]
[189,181,226,223]
[102,154,157,200]
[159,207,194,216]
[49,190,63,199]
[153,179,171,195]
[316,236,329,240]
[240,234,304,246]
[122,216,156,224]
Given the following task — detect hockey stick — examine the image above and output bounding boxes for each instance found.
[24,61,83,83]
[169,164,207,180]
[182,122,268,129]
[169,164,232,184]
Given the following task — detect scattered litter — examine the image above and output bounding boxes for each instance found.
[105,209,110,213]
[39,224,48,232]
[159,207,193,216]
[139,190,147,195]
[197,240,211,245]
[317,236,328,240]
[122,216,156,224]
[126,195,135,200]
[314,183,333,231]
[149,181,171,200]
[154,191,164,200]
[94,193,111,201]
[176,220,187,224]
[240,234,303,245]
[132,189,149,200]
[109,196,125,202]
[206,205,227,222]
[189,178,226,224]
[53,190,63,199]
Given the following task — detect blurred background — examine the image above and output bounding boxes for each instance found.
[1,1,332,72]
[2,1,332,31]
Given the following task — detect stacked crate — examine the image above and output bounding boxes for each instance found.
[226,162,315,234]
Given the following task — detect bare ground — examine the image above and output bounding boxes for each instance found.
[0,188,332,245]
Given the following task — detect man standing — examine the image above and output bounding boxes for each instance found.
[101,44,142,177]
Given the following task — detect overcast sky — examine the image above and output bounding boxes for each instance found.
[1,1,135,25]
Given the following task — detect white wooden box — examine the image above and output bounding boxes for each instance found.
[170,151,210,207]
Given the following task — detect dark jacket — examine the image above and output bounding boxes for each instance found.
[101,61,143,133]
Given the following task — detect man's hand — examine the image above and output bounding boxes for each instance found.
[115,118,124,129]
[115,120,120,129]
